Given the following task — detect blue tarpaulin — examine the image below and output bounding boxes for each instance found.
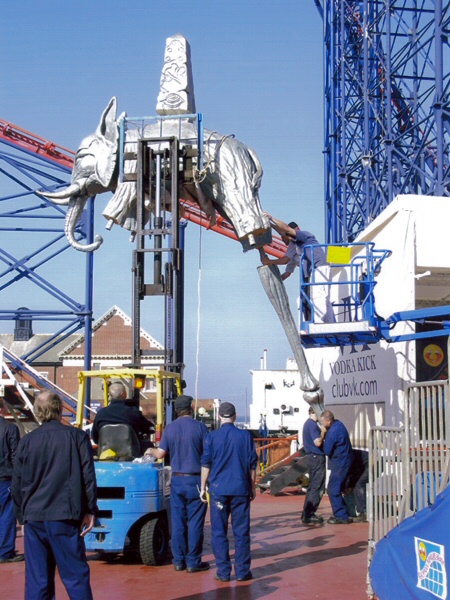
[370,485,450,599]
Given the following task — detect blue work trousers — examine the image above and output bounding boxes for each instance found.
[170,475,207,568]
[210,494,251,580]
[327,462,352,520]
[0,480,16,559]
[303,454,326,519]
[24,520,93,600]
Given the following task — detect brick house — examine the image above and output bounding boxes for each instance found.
[57,306,167,419]
[0,305,217,423]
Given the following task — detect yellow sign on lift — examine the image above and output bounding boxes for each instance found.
[326,245,352,265]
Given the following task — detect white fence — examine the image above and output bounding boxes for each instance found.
[366,380,450,597]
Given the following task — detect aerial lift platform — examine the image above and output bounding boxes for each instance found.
[0,345,82,434]
[298,241,450,348]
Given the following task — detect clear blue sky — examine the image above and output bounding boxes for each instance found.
[1,1,325,415]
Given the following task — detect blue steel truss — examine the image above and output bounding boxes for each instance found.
[0,131,94,366]
[316,0,450,242]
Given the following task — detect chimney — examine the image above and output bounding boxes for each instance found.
[14,307,33,342]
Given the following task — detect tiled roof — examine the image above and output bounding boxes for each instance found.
[0,306,163,362]
[60,306,163,356]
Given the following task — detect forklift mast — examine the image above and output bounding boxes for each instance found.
[132,135,185,376]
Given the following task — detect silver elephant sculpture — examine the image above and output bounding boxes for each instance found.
[38,97,272,253]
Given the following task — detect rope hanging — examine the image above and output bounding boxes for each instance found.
[193,132,235,184]
[194,224,203,418]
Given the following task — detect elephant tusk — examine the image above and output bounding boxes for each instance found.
[36,182,83,205]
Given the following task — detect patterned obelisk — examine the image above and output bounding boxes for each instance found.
[156,34,196,115]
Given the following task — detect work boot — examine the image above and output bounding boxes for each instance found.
[327,516,353,524]
[302,514,324,524]
[353,512,368,523]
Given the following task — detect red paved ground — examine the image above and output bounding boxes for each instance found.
[4,492,371,600]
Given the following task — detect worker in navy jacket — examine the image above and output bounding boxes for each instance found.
[301,406,326,524]
[12,391,97,600]
[321,410,353,524]
[200,402,257,582]
[0,399,24,563]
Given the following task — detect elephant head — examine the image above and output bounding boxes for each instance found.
[37,97,120,252]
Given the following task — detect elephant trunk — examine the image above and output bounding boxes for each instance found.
[64,196,103,253]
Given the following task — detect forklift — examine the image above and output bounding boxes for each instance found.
[75,368,182,565]
[75,119,199,565]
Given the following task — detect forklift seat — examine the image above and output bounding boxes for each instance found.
[97,424,141,461]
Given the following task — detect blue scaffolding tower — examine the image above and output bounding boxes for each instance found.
[0,124,94,368]
[315,0,450,243]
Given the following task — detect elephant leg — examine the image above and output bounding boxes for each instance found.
[103,182,138,232]
[258,264,324,416]
[181,183,216,227]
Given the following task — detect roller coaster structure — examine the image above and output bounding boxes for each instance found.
[0,120,95,367]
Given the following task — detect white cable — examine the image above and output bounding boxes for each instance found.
[194,226,203,416]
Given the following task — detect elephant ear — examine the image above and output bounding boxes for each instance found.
[94,97,119,188]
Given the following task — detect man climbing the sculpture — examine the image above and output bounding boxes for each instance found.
[260,213,335,323]
[258,221,301,282]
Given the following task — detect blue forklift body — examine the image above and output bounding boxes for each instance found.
[85,461,171,558]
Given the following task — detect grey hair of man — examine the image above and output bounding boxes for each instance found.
[108,381,127,401]
[219,413,237,424]
[34,391,62,423]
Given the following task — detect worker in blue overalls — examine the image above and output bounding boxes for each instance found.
[0,399,24,564]
[146,395,210,573]
[200,402,258,582]
[321,410,354,524]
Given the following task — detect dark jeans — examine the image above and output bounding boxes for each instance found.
[354,465,369,514]
[24,520,93,600]
[210,494,251,580]
[170,475,207,568]
[303,454,326,519]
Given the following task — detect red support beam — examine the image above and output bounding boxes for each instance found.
[0,119,75,169]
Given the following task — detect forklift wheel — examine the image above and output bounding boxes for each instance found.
[139,516,169,566]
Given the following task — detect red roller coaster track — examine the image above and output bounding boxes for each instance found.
[0,118,285,258]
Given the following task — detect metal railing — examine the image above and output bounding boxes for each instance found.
[367,379,450,597]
